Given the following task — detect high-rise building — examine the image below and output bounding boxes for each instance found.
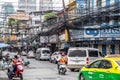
[18,0,36,13]
[1,2,15,20]
[39,0,53,11]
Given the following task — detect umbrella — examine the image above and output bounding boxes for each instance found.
[0,43,10,48]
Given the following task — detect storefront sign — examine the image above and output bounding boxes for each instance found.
[69,29,83,40]
[100,29,120,37]
[84,28,100,38]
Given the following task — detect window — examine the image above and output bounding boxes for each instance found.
[42,50,50,54]
[88,50,98,57]
[68,50,86,57]
[99,60,112,69]
[116,60,120,66]
[89,60,101,68]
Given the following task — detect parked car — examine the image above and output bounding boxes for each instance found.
[35,48,50,60]
[78,54,120,80]
[27,50,34,58]
[50,51,65,64]
[67,47,102,71]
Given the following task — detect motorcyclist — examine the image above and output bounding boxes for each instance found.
[8,55,19,80]
[57,52,67,70]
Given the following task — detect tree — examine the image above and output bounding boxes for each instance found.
[8,18,15,35]
[8,18,21,34]
[44,12,56,21]
[15,20,21,32]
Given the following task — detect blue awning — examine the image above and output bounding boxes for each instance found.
[0,43,10,48]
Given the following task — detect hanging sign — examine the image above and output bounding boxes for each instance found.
[76,0,87,9]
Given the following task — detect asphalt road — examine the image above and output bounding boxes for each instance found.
[0,56,79,80]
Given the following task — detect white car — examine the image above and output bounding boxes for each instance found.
[67,47,102,71]
[35,48,50,60]
[27,50,35,58]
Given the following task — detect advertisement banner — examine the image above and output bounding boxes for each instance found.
[84,28,100,38]
[100,28,120,37]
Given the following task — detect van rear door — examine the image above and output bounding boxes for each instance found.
[67,49,87,65]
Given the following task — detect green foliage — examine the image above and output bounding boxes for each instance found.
[44,12,56,21]
[7,18,21,33]
[8,18,15,26]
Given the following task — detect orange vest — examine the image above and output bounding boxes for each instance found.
[60,57,66,64]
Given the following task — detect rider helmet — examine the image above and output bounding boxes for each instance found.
[61,52,65,56]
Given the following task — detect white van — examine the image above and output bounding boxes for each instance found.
[35,48,50,60]
[67,47,102,71]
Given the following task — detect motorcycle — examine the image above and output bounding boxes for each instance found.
[7,62,24,80]
[58,64,67,75]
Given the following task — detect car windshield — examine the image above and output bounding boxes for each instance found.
[68,50,86,57]
[42,50,50,54]
[116,60,120,66]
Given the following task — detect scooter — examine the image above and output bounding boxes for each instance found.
[58,63,67,75]
[7,62,24,80]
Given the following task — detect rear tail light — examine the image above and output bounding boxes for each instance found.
[86,57,89,64]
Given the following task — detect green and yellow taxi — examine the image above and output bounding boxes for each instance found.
[78,54,120,80]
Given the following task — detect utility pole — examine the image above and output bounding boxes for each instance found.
[62,0,66,21]
[88,0,91,25]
